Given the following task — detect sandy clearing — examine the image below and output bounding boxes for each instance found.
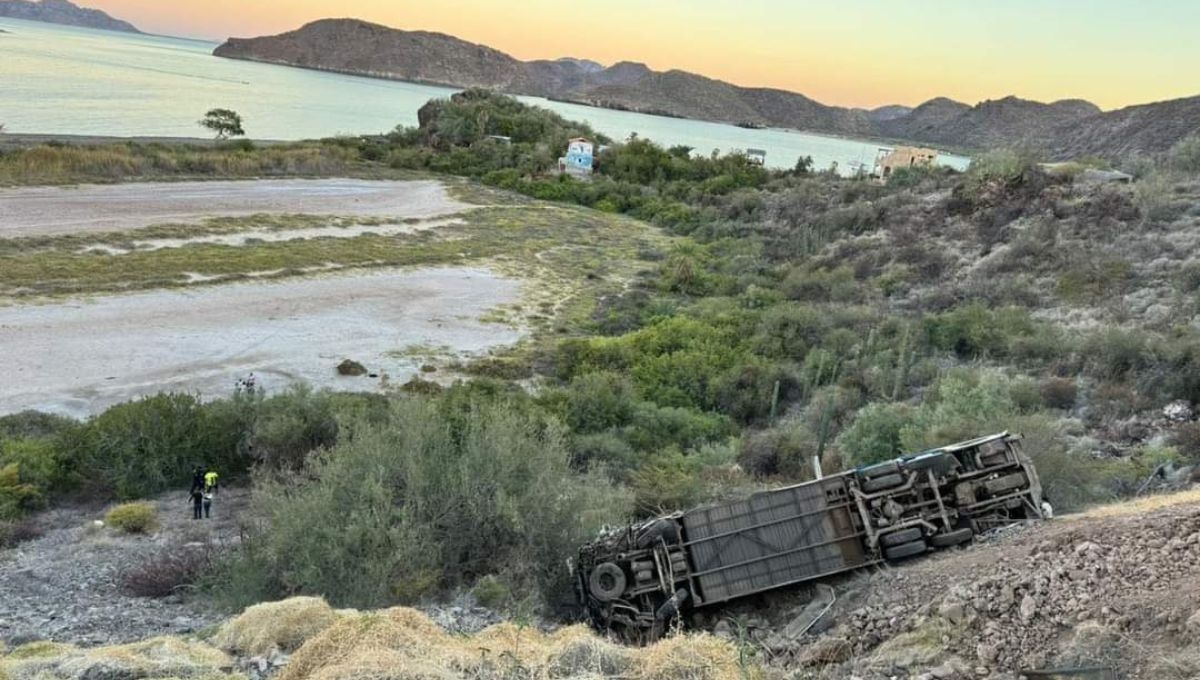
[0,178,469,237]
[0,267,523,418]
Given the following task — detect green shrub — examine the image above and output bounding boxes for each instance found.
[62,393,250,499]
[1170,134,1200,174]
[900,369,1019,452]
[105,501,159,534]
[562,372,638,434]
[248,385,339,470]
[836,402,915,467]
[220,394,632,608]
[0,411,75,440]
[471,575,512,609]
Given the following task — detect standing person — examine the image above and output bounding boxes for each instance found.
[190,466,204,494]
[203,491,214,519]
[204,469,219,494]
[189,487,204,520]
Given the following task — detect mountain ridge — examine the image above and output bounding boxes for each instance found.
[214,18,1200,159]
[0,0,140,33]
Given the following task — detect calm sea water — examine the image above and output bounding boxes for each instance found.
[0,18,970,172]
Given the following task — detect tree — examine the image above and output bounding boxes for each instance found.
[198,108,245,140]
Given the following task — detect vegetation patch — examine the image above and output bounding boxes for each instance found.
[104,501,159,534]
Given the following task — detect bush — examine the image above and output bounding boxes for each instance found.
[220,394,632,608]
[471,575,512,609]
[738,422,817,478]
[1039,377,1078,410]
[563,372,638,433]
[62,393,251,499]
[1168,423,1200,462]
[1170,134,1200,174]
[248,385,339,469]
[105,502,159,534]
[0,517,43,548]
[121,542,214,597]
[836,402,915,467]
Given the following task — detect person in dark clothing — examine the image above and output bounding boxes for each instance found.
[190,466,204,494]
[189,488,204,520]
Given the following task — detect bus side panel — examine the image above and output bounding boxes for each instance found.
[682,477,871,605]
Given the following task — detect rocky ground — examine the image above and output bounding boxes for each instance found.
[0,488,250,646]
[716,490,1200,680]
[6,486,1200,679]
[0,487,505,651]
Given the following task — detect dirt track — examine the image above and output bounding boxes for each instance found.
[0,179,467,237]
[0,267,523,418]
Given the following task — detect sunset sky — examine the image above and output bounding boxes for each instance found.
[87,0,1200,110]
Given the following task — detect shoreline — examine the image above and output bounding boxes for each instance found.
[0,132,291,149]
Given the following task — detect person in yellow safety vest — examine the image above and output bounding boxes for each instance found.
[204,470,219,494]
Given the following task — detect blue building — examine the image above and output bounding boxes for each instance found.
[559,137,595,178]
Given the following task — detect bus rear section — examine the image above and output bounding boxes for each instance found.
[574,432,1044,639]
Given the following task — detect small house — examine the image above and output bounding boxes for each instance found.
[873,146,939,179]
[559,137,595,178]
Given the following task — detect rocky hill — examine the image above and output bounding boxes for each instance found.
[1044,95,1200,159]
[217,18,1200,158]
[0,0,140,33]
[878,96,1101,149]
[212,19,874,136]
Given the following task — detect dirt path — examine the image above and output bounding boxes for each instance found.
[0,267,524,418]
[0,179,468,237]
[0,488,251,647]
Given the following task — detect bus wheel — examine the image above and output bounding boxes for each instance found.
[589,563,627,602]
[884,540,927,561]
[930,528,974,548]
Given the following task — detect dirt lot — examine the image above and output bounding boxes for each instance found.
[0,179,468,237]
[0,267,523,418]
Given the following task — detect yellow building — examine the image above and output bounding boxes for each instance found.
[873,146,939,179]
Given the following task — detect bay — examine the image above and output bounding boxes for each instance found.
[0,18,970,172]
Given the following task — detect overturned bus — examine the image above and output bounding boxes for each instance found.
[573,432,1045,639]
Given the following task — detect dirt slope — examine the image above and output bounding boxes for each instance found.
[755,490,1200,679]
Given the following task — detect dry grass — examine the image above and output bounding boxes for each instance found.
[268,599,754,680]
[1073,488,1200,520]
[1,598,756,680]
[1,637,235,680]
[0,142,362,186]
[212,596,345,657]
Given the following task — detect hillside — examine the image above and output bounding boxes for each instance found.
[5,490,1200,679]
[212,19,874,136]
[1045,95,1200,159]
[213,19,1200,158]
[0,0,140,33]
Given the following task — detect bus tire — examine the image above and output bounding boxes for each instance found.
[589,563,627,602]
[863,473,904,493]
[880,527,923,547]
[636,520,679,548]
[930,528,974,548]
[884,540,927,561]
